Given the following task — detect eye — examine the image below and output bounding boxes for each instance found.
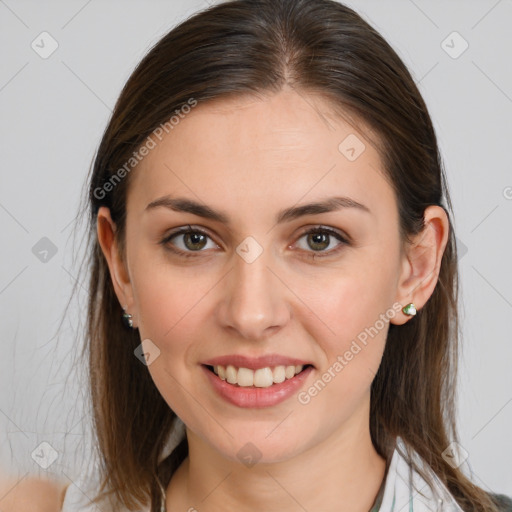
[160,225,218,256]
[293,226,349,258]
[160,225,350,259]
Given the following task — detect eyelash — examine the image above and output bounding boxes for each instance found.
[160,225,350,260]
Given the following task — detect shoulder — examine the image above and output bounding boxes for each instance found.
[488,492,512,512]
[0,474,69,512]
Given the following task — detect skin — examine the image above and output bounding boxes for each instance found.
[0,471,66,512]
[97,86,449,512]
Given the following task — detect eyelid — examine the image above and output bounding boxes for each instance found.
[161,225,220,248]
[294,225,351,244]
[291,225,349,258]
[161,224,350,260]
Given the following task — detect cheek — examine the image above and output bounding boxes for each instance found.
[129,257,222,398]
[130,260,212,415]
[130,250,214,340]
[292,251,398,372]
[293,272,392,422]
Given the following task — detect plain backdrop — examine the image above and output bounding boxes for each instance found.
[0,0,511,499]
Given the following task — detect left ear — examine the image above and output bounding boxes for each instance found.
[390,205,450,325]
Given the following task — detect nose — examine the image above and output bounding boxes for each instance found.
[216,243,291,341]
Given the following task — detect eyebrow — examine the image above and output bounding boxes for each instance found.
[145,195,371,224]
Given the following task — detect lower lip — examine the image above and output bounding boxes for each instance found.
[202,365,314,408]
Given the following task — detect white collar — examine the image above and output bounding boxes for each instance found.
[62,432,465,512]
[378,436,465,512]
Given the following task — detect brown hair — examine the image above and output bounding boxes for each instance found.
[71,0,500,510]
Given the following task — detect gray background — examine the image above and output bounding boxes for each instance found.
[0,0,511,498]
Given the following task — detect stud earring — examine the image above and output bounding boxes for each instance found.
[402,303,417,316]
[122,305,134,329]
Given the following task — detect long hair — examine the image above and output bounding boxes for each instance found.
[73,0,501,510]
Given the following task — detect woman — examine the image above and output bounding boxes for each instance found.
[8,0,511,510]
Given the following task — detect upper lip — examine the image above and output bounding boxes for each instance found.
[202,354,314,370]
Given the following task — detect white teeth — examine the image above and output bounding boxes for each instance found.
[211,363,306,386]
[254,367,273,388]
[237,367,254,387]
[226,364,237,384]
[272,365,286,384]
[285,365,296,379]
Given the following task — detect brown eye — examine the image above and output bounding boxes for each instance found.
[182,232,208,251]
[306,232,330,251]
[161,226,218,256]
[294,227,349,258]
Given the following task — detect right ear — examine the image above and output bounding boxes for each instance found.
[96,206,135,312]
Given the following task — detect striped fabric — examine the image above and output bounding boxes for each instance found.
[370,436,464,512]
[62,435,509,512]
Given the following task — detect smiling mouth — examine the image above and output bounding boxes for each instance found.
[204,363,313,388]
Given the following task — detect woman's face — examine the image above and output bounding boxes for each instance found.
[101,88,413,464]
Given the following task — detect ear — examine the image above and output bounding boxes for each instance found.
[390,205,450,325]
[96,206,137,327]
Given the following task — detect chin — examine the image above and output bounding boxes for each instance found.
[201,426,312,467]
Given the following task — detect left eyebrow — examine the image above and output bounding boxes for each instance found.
[276,196,372,222]
[145,195,372,226]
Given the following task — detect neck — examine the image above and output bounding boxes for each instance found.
[166,404,387,512]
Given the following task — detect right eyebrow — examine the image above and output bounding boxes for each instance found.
[145,194,372,226]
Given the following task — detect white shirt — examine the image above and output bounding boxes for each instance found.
[61,434,466,512]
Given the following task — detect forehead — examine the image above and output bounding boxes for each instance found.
[128,88,396,225]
